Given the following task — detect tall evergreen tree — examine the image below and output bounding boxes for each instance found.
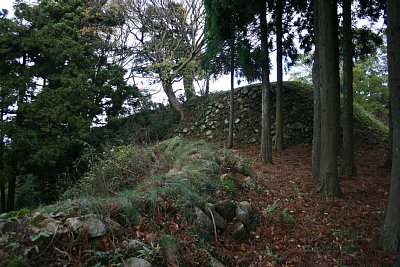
[379,0,400,254]
[341,0,356,176]
[0,0,140,210]
[204,0,255,149]
[275,0,284,151]
[260,0,272,163]
[318,0,342,195]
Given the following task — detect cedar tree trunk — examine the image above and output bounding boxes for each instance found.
[260,0,272,163]
[379,0,400,253]
[318,0,342,196]
[312,0,321,180]
[275,0,284,151]
[341,0,356,176]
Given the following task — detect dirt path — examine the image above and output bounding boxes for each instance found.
[214,142,396,266]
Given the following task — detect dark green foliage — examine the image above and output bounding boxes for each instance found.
[90,104,179,147]
[0,0,142,210]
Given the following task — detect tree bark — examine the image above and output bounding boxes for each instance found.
[379,0,400,252]
[228,39,235,149]
[318,0,342,196]
[341,0,356,176]
[0,179,5,213]
[384,103,392,168]
[260,0,272,164]
[162,79,184,119]
[275,0,284,151]
[6,174,16,212]
[183,75,196,101]
[312,0,321,180]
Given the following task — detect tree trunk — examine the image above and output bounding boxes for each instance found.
[228,39,235,149]
[318,0,342,196]
[384,103,392,168]
[162,79,184,119]
[6,174,16,212]
[312,0,321,180]
[341,0,356,176]
[0,110,5,213]
[379,0,400,252]
[183,75,196,101]
[0,180,5,213]
[275,0,284,151]
[260,0,272,164]
[204,74,210,99]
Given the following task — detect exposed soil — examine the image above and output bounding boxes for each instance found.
[206,141,396,266]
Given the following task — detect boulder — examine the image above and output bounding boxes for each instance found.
[214,200,236,221]
[65,214,107,237]
[0,220,23,234]
[205,203,227,230]
[194,207,213,231]
[235,201,251,226]
[231,222,246,240]
[124,257,152,267]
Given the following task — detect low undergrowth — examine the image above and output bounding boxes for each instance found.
[4,137,254,266]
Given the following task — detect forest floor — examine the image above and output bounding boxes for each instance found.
[209,141,397,266]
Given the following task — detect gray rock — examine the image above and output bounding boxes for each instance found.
[234,118,240,124]
[217,103,225,109]
[205,130,212,136]
[209,255,226,267]
[205,203,227,230]
[194,207,213,231]
[241,87,249,95]
[231,222,246,240]
[0,221,23,234]
[65,214,107,237]
[182,128,188,133]
[104,218,124,237]
[33,218,68,234]
[235,202,251,226]
[247,137,257,144]
[290,121,307,130]
[124,257,152,267]
[214,200,236,221]
[128,239,149,251]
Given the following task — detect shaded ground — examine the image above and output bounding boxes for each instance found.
[208,141,396,266]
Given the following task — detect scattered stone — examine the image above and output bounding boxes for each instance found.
[104,218,124,237]
[231,222,246,240]
[65,214,107,237]
[128,239,149,251]
[182,128,188,133]
[194,207,213,231]
[224,119,229,125]
[234,118,240,124]
[209,255,226,267]
[235,202,251,226]
[247,137,257,144]
[290,121,307,130]
[124,257,153,267]
[33,218,68,235]
[0,221,23,234]
[217,103,225,109]
[214,200,236,221]
[205,130,213,136]
[205,203,227,230]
